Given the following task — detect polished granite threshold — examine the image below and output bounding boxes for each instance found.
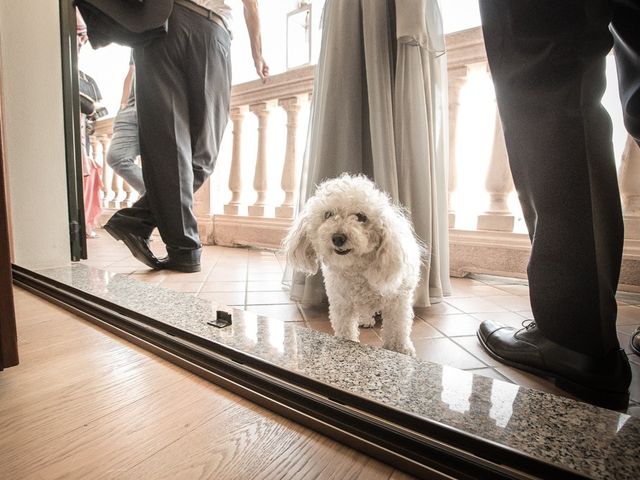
[12,264,640,480]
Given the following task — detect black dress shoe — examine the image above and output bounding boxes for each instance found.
[477,320,631,411]
[104,222,162,269]
[632,327,640,356]
[159,257,201,273]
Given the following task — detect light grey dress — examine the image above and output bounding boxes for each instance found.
[286,0,451,307]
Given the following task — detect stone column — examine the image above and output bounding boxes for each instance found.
[224,107,247,215]
[248,102,271,217]
[476,108,515,232]
[122,178,134,207]
[619,135,640,240]
[194,177,214,244]
[447,67,467,229]
[276,96,303,218]
[90,135,109,207]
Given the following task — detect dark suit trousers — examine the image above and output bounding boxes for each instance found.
[110,4,231,262]
[479,0,640,356]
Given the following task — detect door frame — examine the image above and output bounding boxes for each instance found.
[60,0,87,261]
[0,62,18,370]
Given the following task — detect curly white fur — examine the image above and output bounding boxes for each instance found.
[283,174,424,356]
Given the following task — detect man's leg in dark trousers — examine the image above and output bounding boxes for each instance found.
[479,0,624,358]
[107,5,231,266]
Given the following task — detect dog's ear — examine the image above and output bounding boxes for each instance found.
[366,206,418,296]
[282,208,319,275]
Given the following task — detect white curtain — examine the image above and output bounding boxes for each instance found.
[285,0,451,307]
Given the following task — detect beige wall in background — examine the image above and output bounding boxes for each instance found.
[0,1,70,268]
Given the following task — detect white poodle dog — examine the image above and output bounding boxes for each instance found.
[284,174,424,356]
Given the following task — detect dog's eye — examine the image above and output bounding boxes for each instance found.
[356,213,368,223]
[324,211,334,220]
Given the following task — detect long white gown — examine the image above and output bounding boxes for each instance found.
[286,0,451,307]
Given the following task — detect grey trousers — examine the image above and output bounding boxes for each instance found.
[106,106,145,194]
[479,0,640,357]
[109,4,231,263]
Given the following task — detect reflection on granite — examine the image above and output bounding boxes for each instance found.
[39,264,640,480]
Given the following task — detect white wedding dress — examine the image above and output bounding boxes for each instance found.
[286,0,451,307]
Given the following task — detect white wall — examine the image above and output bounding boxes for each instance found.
[0,1,71,268]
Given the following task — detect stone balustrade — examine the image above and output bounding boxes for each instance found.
[90,26,640,287]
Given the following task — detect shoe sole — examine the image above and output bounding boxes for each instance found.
[163,263,201,273]
[477,331,630,411]
[104,224,161,270]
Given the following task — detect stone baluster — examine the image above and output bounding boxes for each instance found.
[194,178,214,244]
[121,178,135,207]
[110,166,124,209]
[619,135,640,240]
[276,96,304,218]
[447,67,467,229]
[224,107,248,215]
[248,102,272,217]
[90,135,110,207]
[476,106,515,232]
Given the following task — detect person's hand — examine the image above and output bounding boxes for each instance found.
[254,56,269,82]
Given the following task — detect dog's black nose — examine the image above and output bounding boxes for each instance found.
[332,233,347,247]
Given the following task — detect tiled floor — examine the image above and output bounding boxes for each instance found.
[82,230,640,415]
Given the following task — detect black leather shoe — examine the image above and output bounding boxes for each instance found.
[477,320,631,411]
[104,222,162,270]
[159,257,201,273]
[632,327,640,356]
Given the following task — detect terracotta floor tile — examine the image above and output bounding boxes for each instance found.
[451,335,500,367]
[199,281,246,293]
[300,305,330,322]
[248,271,286,281]
[469,311,527,329]
[409,318,443,339]
[424,314,482,337]
[161,270,212,282]
[246,281,288,292]
[207,269,247,282]
[304,320,334,335]
[412,337,487,370]
[444,297,508,314]
[246,291,294,305]
[616,291,640,305]
[617,305,640,325]
[493,284,530,296]
[483,295,532,312]
[448,284,511,298]
[414,302,464,317]
[358,328,383,348]
[160,282,202,294]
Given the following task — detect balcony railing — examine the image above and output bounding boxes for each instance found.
[91,26,640,288]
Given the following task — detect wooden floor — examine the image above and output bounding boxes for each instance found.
[0,287,414,480]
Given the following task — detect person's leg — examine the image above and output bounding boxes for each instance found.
[110,7,201,260]
[185,21,231,195]
[481,0,620,355]
[477,0,631,409]
[106,107,145,194]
